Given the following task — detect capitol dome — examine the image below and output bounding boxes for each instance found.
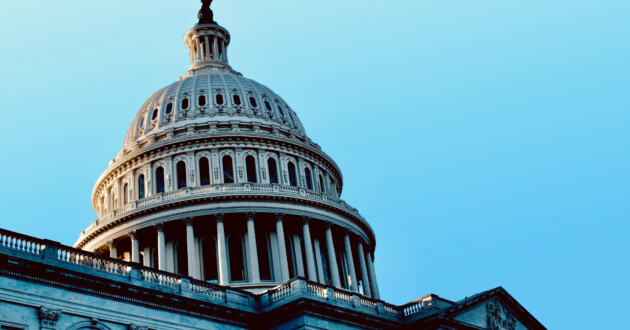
[76,2,379,297]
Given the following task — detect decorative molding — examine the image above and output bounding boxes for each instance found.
[486,298,516,330]
[38,306,61,329]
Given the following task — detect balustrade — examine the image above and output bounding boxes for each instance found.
[57,246,129,276]
[269,283,292,302]
[140,268,180,288]
[0,232,43,255]
[306,283,328,299]
[190,279,226,301]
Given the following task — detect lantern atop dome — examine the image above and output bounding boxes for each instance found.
[185,0,231,73]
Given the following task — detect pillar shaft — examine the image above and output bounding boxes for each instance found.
[366,252,380,300]
[185,219,197,279]
[216,215,229,285]
[314,239,325,284]
[302,218,317,281]
[156,225,166,271]
[325,225,341,288]
[344,232,358,292]
[130,232,140,263]
[357,242,372,298]
[108,241,117,259]
[276,214,290,282]
[246,213,260,283]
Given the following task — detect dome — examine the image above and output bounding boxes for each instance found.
[122,71,306,150]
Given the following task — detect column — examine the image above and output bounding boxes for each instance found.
[204,36,211,60]
[366,251,380,300]
[302,217,317,281]
[143,247,151,267]
[213,36,219,60]
[185,218,197,279]
[156,223,166,271]
[344,231,358,292]
[246,212,260,283]
[325,224,341,288]
[357,242,372,298]
[313,239,325,284]
[216,214,229,285]
[108,240,117,259]
[129,231,140,263]
[195,37,202,61]
[275,213,290,282]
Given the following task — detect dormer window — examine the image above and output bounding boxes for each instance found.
[249,96,258,108]
[277,103,285,116]
[216,94,224,105]
[264,100,272,111]
[233,94,241,106]
[182,98,190,109]
[152,109,158,120]
[199,95,207,106]
[166,103,173,114]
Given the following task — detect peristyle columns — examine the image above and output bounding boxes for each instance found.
[357,242,372,298]
[129,231,140,263]
[275,213,290,282]
[366,251,380,300]
[325,223,341,288]
[246,212,260,283]
[185,218,197,279]
[216,214,229,285]
[108,240,117,259]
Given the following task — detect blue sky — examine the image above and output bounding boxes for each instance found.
[0,1,628,328]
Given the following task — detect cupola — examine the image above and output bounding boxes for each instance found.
[185,0,231,72]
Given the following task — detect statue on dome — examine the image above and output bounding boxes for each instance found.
[198,0,215,24]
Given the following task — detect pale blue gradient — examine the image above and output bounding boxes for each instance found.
[0,1,628,328]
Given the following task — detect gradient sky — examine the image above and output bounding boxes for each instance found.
[1,1,628,328]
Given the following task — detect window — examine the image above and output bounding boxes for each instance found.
[176,161,187,189]
[268,158,279,184]
[199,95,206,106]
[245,156,257,183]
[138,174,145,199]
[199,157,210,186]
[304,168,313,190]
[152,109,158,120]
[123,183,129,205]
[139,116,144,127]
[222,155,234,184]
[202,237,218,282]
[277,103,285,116]
[228,235,246,282]
[182,98,189,109]
[156,167,165,193]
[257,234,273,281]
[249,96,257,108]
[233,94,241,105]
[216,94,224,105]
[288,162,297,187]
[319,174,325,193]
[264,100,272,111]
[166,103,173,114]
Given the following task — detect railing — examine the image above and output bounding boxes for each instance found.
[0,231,43,256]
[80,182,369,246]
[190,279,226,301]
[57,245,130,276]
[333,290,354,305]
[360,297,378,311]
[269,283,292,302]
[306,282,328,299]
[140,268,180,288]
[402,298,432,317]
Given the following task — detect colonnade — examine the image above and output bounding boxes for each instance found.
[108,213,380,299]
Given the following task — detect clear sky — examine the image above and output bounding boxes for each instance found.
[0,1,628,328]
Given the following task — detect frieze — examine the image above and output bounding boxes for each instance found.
[486,298,516,330]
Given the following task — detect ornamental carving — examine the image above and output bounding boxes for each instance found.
[39,306,61,329]
[486,298,516,330]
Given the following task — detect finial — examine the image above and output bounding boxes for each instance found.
[198,0,215,24]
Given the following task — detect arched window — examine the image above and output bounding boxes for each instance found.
[166,103,173,114]
[176,161,187,189]
[109,187,115,210]
[139,116,144,128]
[304,168,313,190]
[138,174,145,199]
[199,157,210,186]
[319,174,325,193]
[222,155,234,184]
[228,235,246,282]
[182,98,190,109]
[288,162,297,187]
[199,95,206,106]
[151,109,158,120]
[264,100,272,111]
[202,237,218,282]
[249,96,257,108]
[123,183,129,205]
[268,158,279,184]
[277,103,285,116]
[233,94,242,106]
[156,167,165,193]
[257,234,273,281]
[245,156,257,183]
[216,94,224,105]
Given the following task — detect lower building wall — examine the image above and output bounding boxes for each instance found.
[270,315,373,330]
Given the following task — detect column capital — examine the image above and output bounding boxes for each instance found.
[128,230,138,239]
[275,212,285,221]
[215,213,225,222]
[184,217,194,226]
[154,222,164,232]
[107,240,116,249]
[246,212,256,221]
[302,215,311,224]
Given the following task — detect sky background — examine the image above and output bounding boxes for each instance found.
[1,0,629,328]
